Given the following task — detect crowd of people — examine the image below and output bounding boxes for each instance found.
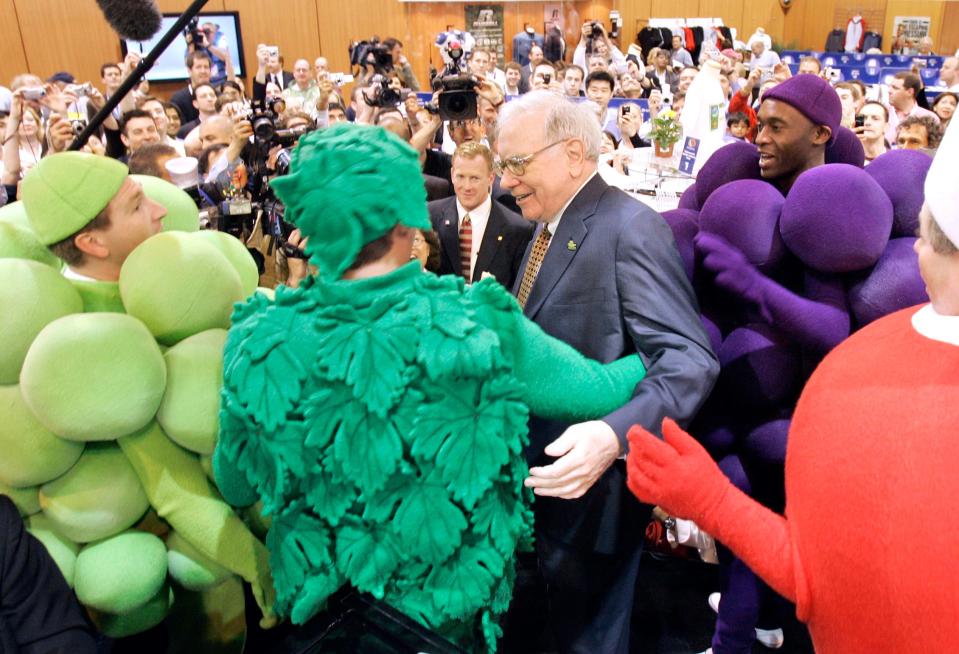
[1,14,958,654]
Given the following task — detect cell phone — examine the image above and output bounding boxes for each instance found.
[267,46,279,58]
[855,114,865,128]
[622,104,631,115]
[330,73,355,85]
[543,73,551,84]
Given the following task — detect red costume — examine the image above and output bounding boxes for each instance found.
[626,305,959,652]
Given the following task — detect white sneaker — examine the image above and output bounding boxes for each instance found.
[755,628,785,649]
[706,593,785,649]
[708,591,720,614]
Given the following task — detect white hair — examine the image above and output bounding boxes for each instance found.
[497,90,601,161]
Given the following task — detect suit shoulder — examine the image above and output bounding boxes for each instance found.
[492,202,534,234]
[599,186,667,227]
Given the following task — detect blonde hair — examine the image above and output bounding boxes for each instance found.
[452,141,494,171]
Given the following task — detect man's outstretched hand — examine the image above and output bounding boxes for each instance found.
[626,418,730,525]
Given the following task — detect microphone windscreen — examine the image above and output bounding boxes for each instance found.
[95,0,163,41]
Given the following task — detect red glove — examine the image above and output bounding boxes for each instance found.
[626,418,732,526]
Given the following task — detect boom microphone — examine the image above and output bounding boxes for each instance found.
[94,0,163,41]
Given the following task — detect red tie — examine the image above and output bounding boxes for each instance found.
[459,214,472,281]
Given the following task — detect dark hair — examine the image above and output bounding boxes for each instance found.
[100,63,121,77]
[585,70,615,91]
[861,100,889,122]
[346,230,394,272]
[128,143,177,178]
[198,143,227,176]
[932,91,958,112]
[328,102,346,114]
[898,114,943,148]
[893,72,922,99]
[382,38,402,51]
[726,111,749,127]
[119,109,155,136]
[601,130,619,148]
[162,102,182,120]
[422,229,441,273]
[219,80,244,97]
[49,207,112,267]
[186,50,212,70]
[504,62,522,74]
[192,82,216,100]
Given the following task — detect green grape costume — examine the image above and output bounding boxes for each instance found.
[0,152,275,638]
[214,124,647,651]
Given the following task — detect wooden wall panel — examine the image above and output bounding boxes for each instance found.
[650,0,701,22]
[939,0,959,56]
[224,0,321,84]
[0,0,28,87]
[699,0,744,40]
[883,0,945,51]
[617,0,653,47]
[740,0,784,50]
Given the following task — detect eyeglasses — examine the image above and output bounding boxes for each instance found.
[493,140,565,176]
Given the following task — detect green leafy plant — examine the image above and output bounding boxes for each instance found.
[649,109,682,150]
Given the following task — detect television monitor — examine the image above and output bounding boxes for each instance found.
[120,12,246,83]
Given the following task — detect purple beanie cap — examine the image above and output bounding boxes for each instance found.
[762,75,842,144]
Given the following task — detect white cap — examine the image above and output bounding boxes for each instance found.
[924,117,959,248]
[164,156,200,190]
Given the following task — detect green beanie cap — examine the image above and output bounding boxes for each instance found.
[270,123,430,279]
[131,174,200,233]
[22,152,128,245]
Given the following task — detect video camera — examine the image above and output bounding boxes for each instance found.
[425,35,478,121]
[183,17,206,49]
[362,74,405,109]
[586,20,606,55]
[349,38,393,74]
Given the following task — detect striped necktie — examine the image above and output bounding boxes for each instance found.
[459,213,472,281]
[516,226,551,308]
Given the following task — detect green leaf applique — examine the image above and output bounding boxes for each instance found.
[315,304,419,416]
[392,475,468,565]
[335,520,402,598]
[424,543,505,622]
[331,410,403,496]
[267,507,333,614]
[470,481,526,558]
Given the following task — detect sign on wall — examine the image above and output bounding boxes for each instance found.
[892,16,931,53]
[465,5,505,61]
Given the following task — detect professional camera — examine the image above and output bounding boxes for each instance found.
[424,38,478,121]
[590,21,605,39]
[362,74,404,108]
[248,97,285,141]
[183,17,206,49]
[349,38,393,74]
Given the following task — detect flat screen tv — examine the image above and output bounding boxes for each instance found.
[120,12,246,83]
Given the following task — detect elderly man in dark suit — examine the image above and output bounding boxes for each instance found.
[495,90,719,654]
[428,142,533,288]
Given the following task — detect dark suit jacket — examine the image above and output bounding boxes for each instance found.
[170,85,199,124]
[513,173,719,554]
[0,496,96,653]
[429,195,533,289]
[266,70,294,90]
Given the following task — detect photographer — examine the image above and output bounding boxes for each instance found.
[855,100,890,163]
[574,20,627,78]
[282,59,335,121]
[383,38,421,92]
[184,20,232,87]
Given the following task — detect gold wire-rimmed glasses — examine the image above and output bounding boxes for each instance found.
[493,140,565,176]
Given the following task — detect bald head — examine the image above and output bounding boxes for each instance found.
[199,115,233,149]
[941,57,959,88]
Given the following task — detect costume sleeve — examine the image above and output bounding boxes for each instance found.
[603,209,721,447]
[469,279,646,422]
[756,269,851,355]
[117,423,276,627]
[511,312,647,421]
[0,496,97,653]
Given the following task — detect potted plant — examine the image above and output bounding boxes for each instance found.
[649,109,681,158]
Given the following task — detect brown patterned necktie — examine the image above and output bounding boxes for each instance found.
[517,226,552,308]
[459,214,472,281]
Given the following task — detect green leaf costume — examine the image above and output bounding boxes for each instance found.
[215,125,647,651]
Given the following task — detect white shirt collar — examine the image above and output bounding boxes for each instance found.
[62,267,98,282]
[911,304,959,347]
[545,170,598,235]
[456,193,492,228]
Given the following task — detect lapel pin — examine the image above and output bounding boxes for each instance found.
[567,239,577,251]
[497,235,503,241]
[444,219,451,226]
